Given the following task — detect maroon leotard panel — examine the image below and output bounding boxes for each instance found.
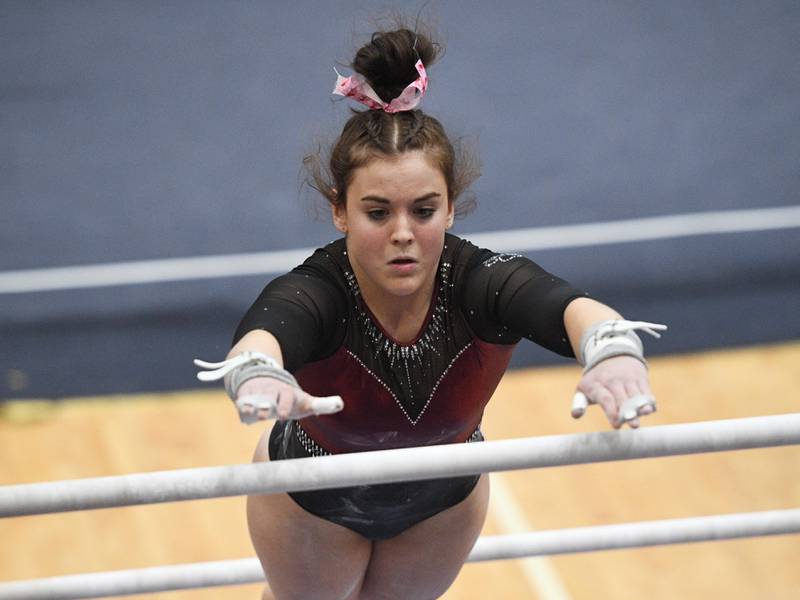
[295,339,514,454]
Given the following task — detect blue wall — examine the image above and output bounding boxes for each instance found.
[1,1,799,398]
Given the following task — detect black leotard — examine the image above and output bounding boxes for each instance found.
[234,233,587,539]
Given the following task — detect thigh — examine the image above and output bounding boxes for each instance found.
[358,474,490,600]
[247,429,373,600]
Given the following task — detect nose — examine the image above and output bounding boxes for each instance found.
[390,214,414,246]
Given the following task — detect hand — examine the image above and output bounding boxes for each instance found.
[571,355,656,429]
[235,376,344,424]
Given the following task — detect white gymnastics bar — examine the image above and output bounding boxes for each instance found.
[1,413,799,518]
[1,509,798,599]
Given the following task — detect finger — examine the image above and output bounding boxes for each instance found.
[275,388,295,420]
[608,381,631,426]
[617,382,640,423]
[618,383,647,428]
[236,400,259,425]
[623,380,656,416]
[310,395,344,415]
[638,380,655,414]
[640,376,653,396]
[639,397,657,416]
[638,403,655,416]
[624,380,642,398]
[235,399,261,425]
[256,407,274,420]
[291,392,344,418]
[588,385,619,429]
[238,394,276,422]
[618,395,656,425]
[571,391,590,419]
[236,396,258,425]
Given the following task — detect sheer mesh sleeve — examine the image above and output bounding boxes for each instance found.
[232,253,348,372]
[460,249,588,357]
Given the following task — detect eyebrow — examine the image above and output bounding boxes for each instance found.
[360,192,442,204]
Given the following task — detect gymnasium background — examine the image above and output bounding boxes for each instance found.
[2,0,798,400]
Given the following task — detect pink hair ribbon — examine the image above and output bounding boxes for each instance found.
[332,59,428,113]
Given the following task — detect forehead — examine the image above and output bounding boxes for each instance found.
[349,151,446,198]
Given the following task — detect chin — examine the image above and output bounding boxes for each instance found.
[385,283,421,297]
[383,277,424,298]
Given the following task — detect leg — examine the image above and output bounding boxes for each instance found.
[247,430,373,600]
[358,474,490,600]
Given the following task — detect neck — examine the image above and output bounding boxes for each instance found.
[353,268,437,345]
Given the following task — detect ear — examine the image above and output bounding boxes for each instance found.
[445,201,455,230]
[331,201,347,234]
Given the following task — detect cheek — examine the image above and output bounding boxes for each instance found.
[348,220,384,251]
[417,224,447,254]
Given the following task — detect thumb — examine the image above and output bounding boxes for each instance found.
[295,391,345,416]
[571,391,590,419]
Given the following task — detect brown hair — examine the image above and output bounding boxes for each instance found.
[304,26,479,217]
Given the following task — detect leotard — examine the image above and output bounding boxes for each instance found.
[234,233,587,539]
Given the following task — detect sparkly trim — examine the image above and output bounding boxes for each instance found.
[294,421,483,458]
[295,422,330,457]
[414,341,472,424]
[481,253,522,268]
[343,262,452,369]
[466,427,483,443]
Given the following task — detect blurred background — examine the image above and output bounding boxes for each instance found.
[2,0,798,399]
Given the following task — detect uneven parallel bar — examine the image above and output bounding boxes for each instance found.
[1,509,798,599]
[1,413,799,518]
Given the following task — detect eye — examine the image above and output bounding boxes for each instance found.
[367,209,388,221]
[415,207,436,219]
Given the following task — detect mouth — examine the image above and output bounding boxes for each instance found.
[389,257,418,266]
[388,257,418,272]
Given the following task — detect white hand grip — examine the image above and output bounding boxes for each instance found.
[311,396,344,415]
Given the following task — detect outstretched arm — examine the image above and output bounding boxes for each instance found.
[563,297,664,429]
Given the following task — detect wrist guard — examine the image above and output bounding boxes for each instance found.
[578,320,667,373]
[193,351,298,400]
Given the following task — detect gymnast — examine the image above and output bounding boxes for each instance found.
[196,23,665,600]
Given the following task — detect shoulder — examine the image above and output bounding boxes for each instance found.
[300,238,347,272]
[287,238,349,288]
[443,233,525,280]
[442,233,484,272]
[253,238,351,311]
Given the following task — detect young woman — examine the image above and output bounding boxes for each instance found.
[196,26,664,600]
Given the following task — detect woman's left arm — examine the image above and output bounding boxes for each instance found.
[563,297,665,429]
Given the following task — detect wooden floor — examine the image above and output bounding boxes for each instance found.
[1,342,799,599]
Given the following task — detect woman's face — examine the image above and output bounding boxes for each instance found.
[333,150,453,307]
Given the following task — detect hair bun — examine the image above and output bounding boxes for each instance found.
[352,28,440,104]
